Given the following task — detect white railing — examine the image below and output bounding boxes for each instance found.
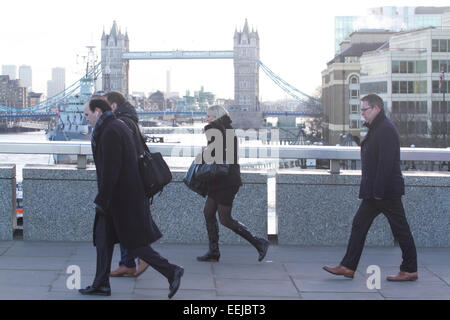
[1,141,449,172]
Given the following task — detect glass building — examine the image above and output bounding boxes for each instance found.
[335,6,449,54]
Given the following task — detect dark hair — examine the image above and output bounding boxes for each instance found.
[89,98,112,113]
[104,91,126,106]
[360,94,384,111]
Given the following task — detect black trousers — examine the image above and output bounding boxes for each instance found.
[340,198,417,273]
[92,215,177,288]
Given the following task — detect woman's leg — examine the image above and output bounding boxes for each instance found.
[217,204,269,262]
[197,197,221,261]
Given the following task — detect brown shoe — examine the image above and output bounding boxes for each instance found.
[323,265,355,278]
[134,259,149,277]
[110,265,136,277]
[387,271,418,282]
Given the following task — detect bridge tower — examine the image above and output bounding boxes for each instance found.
[232,19,262,128]
[101,21,129,95]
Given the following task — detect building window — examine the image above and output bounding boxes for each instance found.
[432,39,439,52]
[350,120,360,129]
[440,39,448,53]
[400,61,407,73]
[350,76,359,84]
[416,60,427,73]
[400,81,408,94]
[392,60,427,73]
[350,104,359,114]
[392,81,427,94]
[432,80,448,93]
[432,60,440,73]
[392,81,399,94]
[350,90,359,99]
[432,39,450,53]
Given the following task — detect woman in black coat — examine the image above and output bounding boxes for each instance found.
[196,105,269,262]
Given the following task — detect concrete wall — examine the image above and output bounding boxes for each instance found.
[21,165,450,247]
[276,170,450,247]
[23,165,97,241]
[152,171,267,244]
[0,165,16,240]
[22,165,268,245]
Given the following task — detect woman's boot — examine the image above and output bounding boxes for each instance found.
[197,220,220,262]
[232,222,269,262]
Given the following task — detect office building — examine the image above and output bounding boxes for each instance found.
[47,67,65,98]
[322,30,395,145]
[0,75,27,109]
[335,6,450,53]
[19,65,32,91]
[2,65,17,80]
[360,26,450,147]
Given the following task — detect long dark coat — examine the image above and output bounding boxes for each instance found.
[92,112,162,249]
[201,115,242,192]
[359,111,405,200]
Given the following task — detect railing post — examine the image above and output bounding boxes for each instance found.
[77,154,87,169]
[330,159,340,174]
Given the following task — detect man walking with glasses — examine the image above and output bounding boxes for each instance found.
[323,93,418,282]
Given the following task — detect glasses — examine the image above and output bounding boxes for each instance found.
[361,106,374,113]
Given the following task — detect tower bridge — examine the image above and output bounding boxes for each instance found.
[101,20,321,128]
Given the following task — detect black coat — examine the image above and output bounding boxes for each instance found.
[114,101,139,134]
[359,111,405,199]
[92,112,162,249]
[201,115,242,192]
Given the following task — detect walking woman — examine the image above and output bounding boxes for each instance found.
[196,105,269,262]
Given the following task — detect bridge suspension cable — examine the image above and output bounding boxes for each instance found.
[0,62,101,114]
[257,60,321,106]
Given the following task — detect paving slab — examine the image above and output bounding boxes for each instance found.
[301,292,385,300]
[134,288,217,300]
[425,265,450,285]
[213,262,290,280]
[0,285,51,300]
[0,241,448,300]
[294,270,377,293]
[379,280,450,299]
[0,270,58,286]
[215,278,299,297]
[0,256,68,271]
[136,272,215,291]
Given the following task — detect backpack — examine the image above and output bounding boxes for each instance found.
[132,122,172,203]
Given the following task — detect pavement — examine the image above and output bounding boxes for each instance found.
[0,240,448,300]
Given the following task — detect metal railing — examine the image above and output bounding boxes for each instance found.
[1,141,449,173]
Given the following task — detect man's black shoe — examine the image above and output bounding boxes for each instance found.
[79,285,111,296]
[168,266,184,299]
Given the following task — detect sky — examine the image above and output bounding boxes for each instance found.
[1,0,448,101]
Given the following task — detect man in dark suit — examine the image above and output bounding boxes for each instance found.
[323,94,418,282]
[79,98,183,298]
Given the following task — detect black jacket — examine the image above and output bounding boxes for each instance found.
[201,115,242,192]
[92,112,162,249]
[359,111,405,199]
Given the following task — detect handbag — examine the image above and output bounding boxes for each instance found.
[195,162,229,182]
[183,161,208,197]
[134,124,172,202]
